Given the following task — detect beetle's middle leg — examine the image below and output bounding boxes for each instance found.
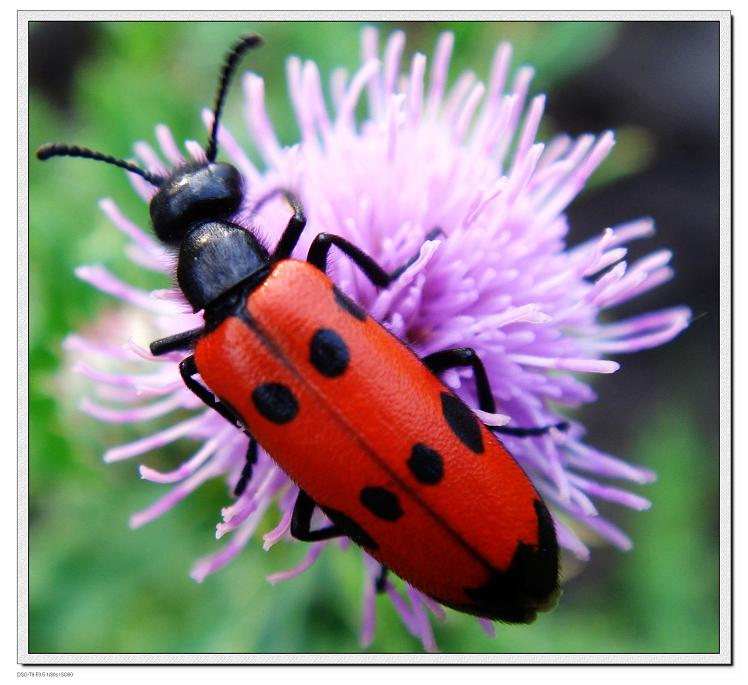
[307,229,445,288]
[422,347,567,437]
[234,438,259,497]
[179,355,247,432]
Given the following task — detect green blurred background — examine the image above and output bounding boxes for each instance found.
[27,21,720,654]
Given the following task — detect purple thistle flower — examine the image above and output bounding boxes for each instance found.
[65,29,689,651]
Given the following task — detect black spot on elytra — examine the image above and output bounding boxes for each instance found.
[407,443,444,485]
[333,285,367,321]
[320,506,378,549]
[462,499,560,623]
[440,392,484,453]
[252,383,299,424]
[309,328,350,377]
[360,486,403,521]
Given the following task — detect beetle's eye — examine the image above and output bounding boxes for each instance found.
[150,163,244,245]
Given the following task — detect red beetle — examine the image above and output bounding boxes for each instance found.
[38,35,561,623]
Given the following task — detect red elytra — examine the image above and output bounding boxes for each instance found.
[195,259,560,622]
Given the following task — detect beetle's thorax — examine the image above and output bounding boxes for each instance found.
[176,220,270,314]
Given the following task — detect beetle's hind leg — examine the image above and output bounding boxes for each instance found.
[422,347,567,437]
[492,422,569,438]
[375,565,389,593]
[290,489,345,542]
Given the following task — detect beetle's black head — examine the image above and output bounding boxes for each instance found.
[36,34,266,312]
[36,34,267,312]
[178,220,269,312]
[35,32,263,249]
[150,161,243,245]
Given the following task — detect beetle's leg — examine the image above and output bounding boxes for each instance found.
[250,187,300,216]
[233,438,259,497]
[150,327,204,356]
[422,347,567,437]
[491,423,569,438]
[179,355,247,432]
[307,233,391,287]
[375,565,389,593]
[388,227,445,280]
[269,192,307,263]
[307,228,445,287]
[290,489,345,542]
[422,347,497,413]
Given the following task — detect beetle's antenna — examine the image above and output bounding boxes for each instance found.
[205,33,263,163]
[36,143,164,187]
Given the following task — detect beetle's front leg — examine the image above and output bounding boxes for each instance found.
[270,191,307,263]
[150,327,204,356]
